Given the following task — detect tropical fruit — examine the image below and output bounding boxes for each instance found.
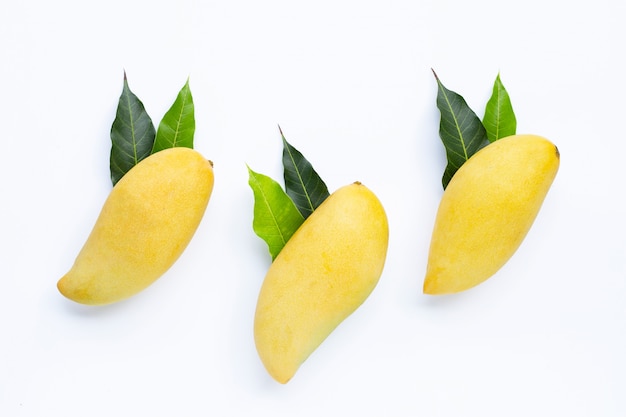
[254,182,389,383]
[424,134,560,295]
[57,147,214,305]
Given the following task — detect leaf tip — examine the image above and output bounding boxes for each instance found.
[246,164,257,177]
[279,125,290,149]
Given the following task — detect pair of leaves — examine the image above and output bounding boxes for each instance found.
[433,70,517,189]
[248,129,330,260]
[110,72,195,185]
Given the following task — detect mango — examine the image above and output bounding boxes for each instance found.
[57,147,214,305]
[254,182,388,383]
[424,134,559,295]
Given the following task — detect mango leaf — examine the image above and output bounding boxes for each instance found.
[152,78,195,153]
[248,166,305,260]
[280,126,330,219]
[110,72,155,185]
[483,73,516,143]
[433,70,489,189]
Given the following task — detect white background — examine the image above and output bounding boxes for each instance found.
[1,0,625,415]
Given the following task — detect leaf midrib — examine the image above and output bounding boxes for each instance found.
[283,138,315,214]
[123,84,140,165]
[439,83,469,161]
[171,88,189,148]
[251,171,289,245]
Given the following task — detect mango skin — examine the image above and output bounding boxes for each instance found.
[57,147,214,305]
[424,134,560,295]
[254,182,389,384]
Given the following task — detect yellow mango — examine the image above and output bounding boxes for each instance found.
[254,182,389,384]
[57,147,214,305]
[424,134,559,295]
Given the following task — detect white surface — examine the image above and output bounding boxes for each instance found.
[1,0,625,415]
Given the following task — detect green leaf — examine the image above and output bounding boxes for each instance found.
[433,70,489,189]
[280,126,330,219]
[483,73,516,143]
[248,166,305,260]
[110,72,155,185]
[152,78,195,153]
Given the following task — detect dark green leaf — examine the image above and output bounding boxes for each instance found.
[152,78,195,153]
[280,126,330,219]
[483,73,516,142]
[110,72,155,185]
[248,166,305,260]
[433,70,489,189]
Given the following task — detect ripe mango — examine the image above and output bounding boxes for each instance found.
[57,147,214,305]
[424,134,559,295]
[254,182,389,384]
